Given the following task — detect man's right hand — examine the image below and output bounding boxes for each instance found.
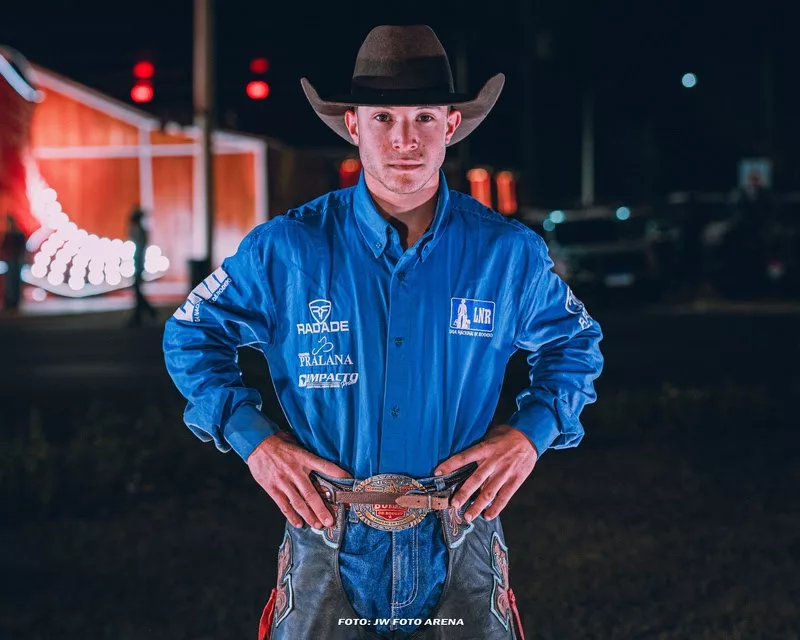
[246,431,352,530]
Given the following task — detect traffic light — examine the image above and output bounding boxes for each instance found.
[247,56,270,100]
[466,168,492,208]
[495,171,518,215]
[131,60,154,103]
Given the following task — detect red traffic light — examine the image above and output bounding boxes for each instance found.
[246,80,270,100]
[250,57,269,74]
[133,61,155,79]
[131,81,153,103]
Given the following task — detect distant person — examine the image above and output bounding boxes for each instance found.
[163,25,603,640]
[128,206,156,325]
[1,214,26,312]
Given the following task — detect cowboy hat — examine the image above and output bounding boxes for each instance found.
[300,25,505,146]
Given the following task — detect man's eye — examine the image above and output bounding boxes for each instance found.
[374,113,390,122]
[418,114,434,122]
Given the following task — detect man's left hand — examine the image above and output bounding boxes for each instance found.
[433,424,538,522]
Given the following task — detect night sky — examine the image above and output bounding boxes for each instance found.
[3,0,798,207]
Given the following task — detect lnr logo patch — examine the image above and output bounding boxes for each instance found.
[449,297,495,338]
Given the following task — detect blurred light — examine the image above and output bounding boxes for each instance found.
[88,271,104,286]
[122,241,136,260]
[466,168,492,208]
[549,210,566,224]
[105,272,122,286]
[120,261,135,278]
[543,219,556,232]
[47,270,64,286]
[0,261,7,275]
[145,245,162,260]
[68,277,86,291]
[44,201,62,215]
[133,61,155,79]
[341,159,361,173]
[682,73,697,88]
[246,80,270,100]
[72,254,89,268]
[131,81,154,103]
[495,170,518,215]
[41,188,57,203]
[32,288,47,302]
[30,263,47,278]
[157,256,170,272]
[616,206,631,221]
[339,158,362,188]
[250,57,269,74]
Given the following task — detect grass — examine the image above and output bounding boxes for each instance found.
[0,380,798,639]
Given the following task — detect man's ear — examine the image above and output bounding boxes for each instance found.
[344,109,359,145]
[445,108,462,145]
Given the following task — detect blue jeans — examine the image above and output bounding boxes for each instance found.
[339,512,448,636]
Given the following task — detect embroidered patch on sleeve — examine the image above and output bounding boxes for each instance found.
[172,267,231,322]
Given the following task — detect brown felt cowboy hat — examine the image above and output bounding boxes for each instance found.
[300,25,505,146]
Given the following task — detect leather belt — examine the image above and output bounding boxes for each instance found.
[325,489,451,511]
[312,463,478,532]
[315,472,455,531]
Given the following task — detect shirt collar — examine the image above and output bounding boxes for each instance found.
[353,169,451,260]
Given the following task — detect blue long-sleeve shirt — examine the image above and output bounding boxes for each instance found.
[163,170,604,478]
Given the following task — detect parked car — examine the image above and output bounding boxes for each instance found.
[536,207,665,306]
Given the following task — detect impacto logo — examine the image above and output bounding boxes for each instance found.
[173,267,231,322]
[297,298,350,335]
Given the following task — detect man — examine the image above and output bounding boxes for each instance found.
[128,206,156,326]
[163,25,603,640]
[1,214,26,312]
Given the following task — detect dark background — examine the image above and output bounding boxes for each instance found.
[4,0,800,206]
[1,2,799,639]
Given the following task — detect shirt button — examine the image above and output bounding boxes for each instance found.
[375,241,382,249]
[394,337,404,347]
[391,406,400,418]
[397,272,406,281]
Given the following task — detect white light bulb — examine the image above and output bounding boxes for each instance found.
[31,263,47,278]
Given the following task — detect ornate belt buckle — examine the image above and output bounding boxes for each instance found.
[352,474,428,532]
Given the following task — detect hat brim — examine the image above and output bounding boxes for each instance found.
[300,73,505,147]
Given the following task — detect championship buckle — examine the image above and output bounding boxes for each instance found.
[352,474,429,532]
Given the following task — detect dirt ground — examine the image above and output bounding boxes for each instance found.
[1,373,798,640]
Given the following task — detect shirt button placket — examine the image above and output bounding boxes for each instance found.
[379,259,411,469]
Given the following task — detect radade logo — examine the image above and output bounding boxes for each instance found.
[297,299,350,335]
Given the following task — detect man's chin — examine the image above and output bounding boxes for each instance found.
[381,174,433,195]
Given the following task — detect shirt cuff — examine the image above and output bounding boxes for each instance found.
[223,404,281,462]
[506,399,561,459]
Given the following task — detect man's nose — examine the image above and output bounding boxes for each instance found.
[391,121,419,151]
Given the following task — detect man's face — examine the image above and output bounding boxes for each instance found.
[344,106,461,196]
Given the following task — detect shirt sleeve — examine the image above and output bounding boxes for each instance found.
[506,233,604,458]
[162,229,281,462]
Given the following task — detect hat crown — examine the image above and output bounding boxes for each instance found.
[351,25,454,92]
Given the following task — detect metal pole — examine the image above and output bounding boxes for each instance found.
[520,0,535,204]
[191,0,215,285]
[455,33,470,177]
[581,81,594,207]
